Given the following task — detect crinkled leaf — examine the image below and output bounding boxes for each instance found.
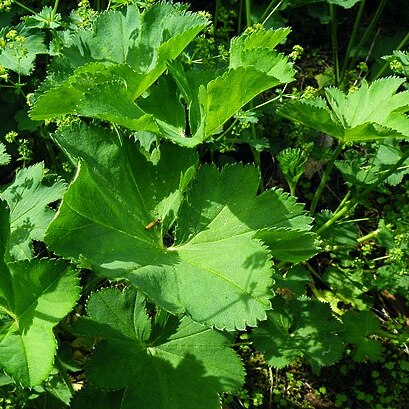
[74,287,244,409]
[45,123,313,329]
[0,26,46,75]
[252,296,344,369]
[1,163,66,260]
[278,77,409,142]
[30,4,209,120]
[341,311,383,362]
[0,143,10,166]
[0,206,79,386]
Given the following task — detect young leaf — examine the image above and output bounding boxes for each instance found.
[278,77,409,142]
[74,287,244,409]
[0,163,66,260]
[45,123,316,330]
[252,296,344,369]
[0,203,80,386]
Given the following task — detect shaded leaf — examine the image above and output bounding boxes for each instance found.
[74,287,244,409]
[341,311,383,361]
[252,296,344,369]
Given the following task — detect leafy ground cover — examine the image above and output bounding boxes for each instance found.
[0,0,408,408]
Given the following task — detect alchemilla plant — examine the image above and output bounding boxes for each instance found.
[0,1,408,408]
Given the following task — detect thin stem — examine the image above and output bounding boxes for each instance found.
[14,1,38,15]
[347,0,388,72]
[357,228,381,244]
[317,146,409,235]
[238,0,243,34]
[340,0,366,83]
[51,0,59,20]
[374,31,409,80]
[316,200,355,235]
[261,0,279,22]
[333,191,350,215]
[329,4,339,86]
[245,0,252,28]
[262,0,283,27]
[309,142,344,216]
[214,0,221,31]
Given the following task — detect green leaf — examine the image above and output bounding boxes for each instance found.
[30,4,209,120]
[278,77,409,142]
[341,311,383,362]
[277,147,307,192]
[322,267,370,310]
[75,287,244,409]
[71,386,123,409]
[327,0,362,8]
[254,228,319,262]
[173,29,295,145]
[22,6,62,29]
[0,204,80,386]
[252,296,344,369]
[45,123,314,329]
[1,163,66,260]
[0,143,10,166]
[0,26,47,75]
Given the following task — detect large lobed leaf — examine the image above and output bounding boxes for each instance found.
[72,287,244,409]
[0,202,80,386]
[45,123,317,330]
[0,163,66,260]
[31,8,294,147]
[278,77,409,142]
[30,3,209,121]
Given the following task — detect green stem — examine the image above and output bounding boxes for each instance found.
[357,228,381,244]
[51,0,59,20]
[374,31,409,80]
[14,1,38,15]
[214,0,221,31]
[238,0,244,34]
[245,0,252,27]
[309,142,344,216]
[329,4,339,86]
[262,0,283,26]
[339,0,366,84]
[261,0,279,22]
[347,0,388,73]
[317,146,409,235]
[316,200,354,235]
